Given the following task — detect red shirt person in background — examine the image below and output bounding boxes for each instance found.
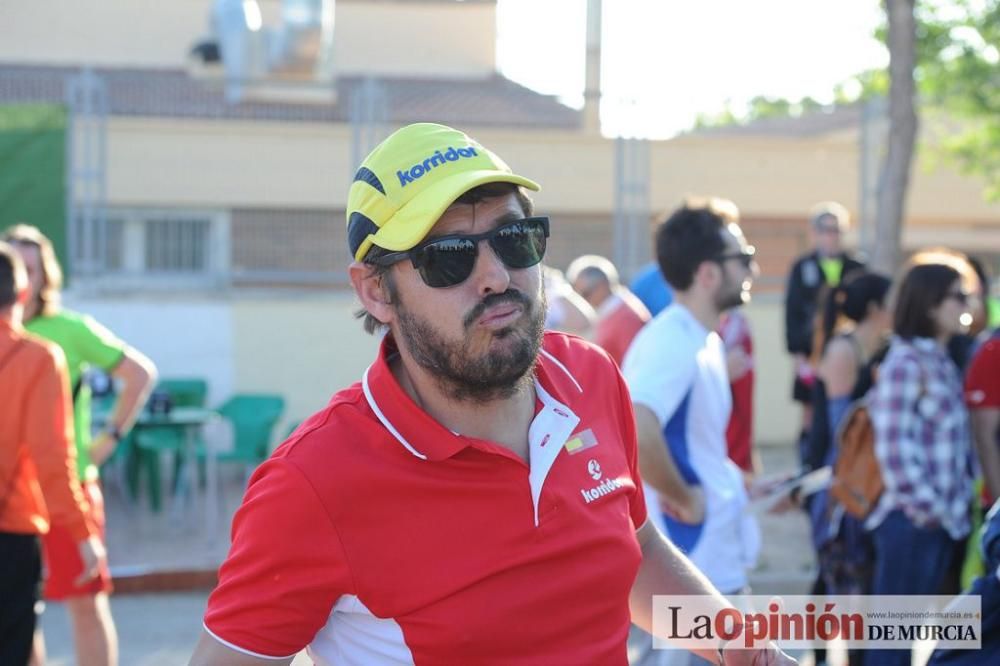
[567,254,651,366]
[720,309,756,476]
[966,330,1000,506]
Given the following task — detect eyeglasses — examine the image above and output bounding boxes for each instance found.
[370,217,550,288]
[713,246,756,268]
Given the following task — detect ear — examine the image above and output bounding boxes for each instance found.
[16,284,30,305]
[694,260,720,290]
[349,261,396,327]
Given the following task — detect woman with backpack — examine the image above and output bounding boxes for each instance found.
[865,251,978,666]
[797,272,890,666]
[807,272,892,599]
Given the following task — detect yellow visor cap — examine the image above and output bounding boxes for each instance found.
[346,123,540,262]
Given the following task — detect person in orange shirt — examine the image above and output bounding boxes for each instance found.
[0,241,106,665]
[567,254,651,366]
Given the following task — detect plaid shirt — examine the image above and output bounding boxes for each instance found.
[866,336,975,539]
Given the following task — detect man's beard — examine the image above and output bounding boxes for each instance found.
[715,275,748,312]
[394,287,546,404]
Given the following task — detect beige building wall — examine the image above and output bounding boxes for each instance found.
[0,0,208,68]
[105,116,1000,225]
[334,0,496,78]
[108,118,353,209]
[230,291,380,436]
[744,299,798,447]
[1,0,497,79]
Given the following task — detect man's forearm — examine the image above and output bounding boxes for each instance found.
[630,522,732,663]
[108,351,157,432]
[971,409,1000,499]
[633,403,694,510]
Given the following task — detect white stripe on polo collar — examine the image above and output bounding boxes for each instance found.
[364,348,583,461]
[539,349,583,393]
[362,365,428,460]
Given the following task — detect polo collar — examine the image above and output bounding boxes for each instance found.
[362,334,584,463]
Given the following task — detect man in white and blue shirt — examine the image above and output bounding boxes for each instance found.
[623,197,761,596]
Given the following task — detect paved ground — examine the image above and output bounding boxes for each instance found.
[36,445,929,665]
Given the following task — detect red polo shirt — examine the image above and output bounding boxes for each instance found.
[204,332,647,664]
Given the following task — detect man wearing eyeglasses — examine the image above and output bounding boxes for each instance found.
[190,124,792,666]
[622,199,762,637]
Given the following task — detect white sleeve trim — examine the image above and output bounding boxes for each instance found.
[202,622,299,661]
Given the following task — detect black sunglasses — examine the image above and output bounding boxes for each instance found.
[713,246,756,268]
[945,290,971,305]
[371,217,550,288]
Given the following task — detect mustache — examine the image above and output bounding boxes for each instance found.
[463,290,532,329]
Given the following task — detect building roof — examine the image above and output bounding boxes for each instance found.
[684,104,863,139]
[0,63,580,129]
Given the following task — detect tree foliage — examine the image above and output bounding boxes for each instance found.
[912,0,1000,198]
[695,0,1000,199]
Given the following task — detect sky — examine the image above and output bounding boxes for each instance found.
[496,0,890,139]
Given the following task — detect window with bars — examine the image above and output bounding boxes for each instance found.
[143,217,211,272]
[86,209,228,286]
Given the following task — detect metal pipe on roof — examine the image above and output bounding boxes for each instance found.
[583,0,602,135]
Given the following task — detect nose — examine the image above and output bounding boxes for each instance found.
[470,239,511,296]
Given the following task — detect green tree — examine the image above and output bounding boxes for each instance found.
[694,0,999,202]
[913,0,1000,199]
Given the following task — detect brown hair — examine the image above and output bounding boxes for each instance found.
[892,248,977,340]
[0,241,28,308]
[1,224,63,316]
[354,183,534,335]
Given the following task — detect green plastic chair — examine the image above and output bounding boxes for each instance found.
[199,394,286,477]
[131,378,209,511]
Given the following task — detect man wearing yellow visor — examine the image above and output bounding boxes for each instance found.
[191,123,793,666]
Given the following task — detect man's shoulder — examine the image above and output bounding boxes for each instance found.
[540,331,622,389]
[973,335,1000,364]
[790,251,818,270]
[613,291,651,323]
[270,383,374,462]
[623,307,699,374]
[27,308,97,338]
[844,253,866,269]
[637,306,698,345]
[30,308,81,327]
[12,329,67,369]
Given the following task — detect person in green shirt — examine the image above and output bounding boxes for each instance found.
[4,224,157,666]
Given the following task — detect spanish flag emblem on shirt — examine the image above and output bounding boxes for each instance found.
[564,428,599,455]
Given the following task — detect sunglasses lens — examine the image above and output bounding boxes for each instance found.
[415,238,478,288]
[490,220,547,269]
[408,218,548,288]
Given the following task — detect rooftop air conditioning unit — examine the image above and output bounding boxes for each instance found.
[207,0,335,102]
